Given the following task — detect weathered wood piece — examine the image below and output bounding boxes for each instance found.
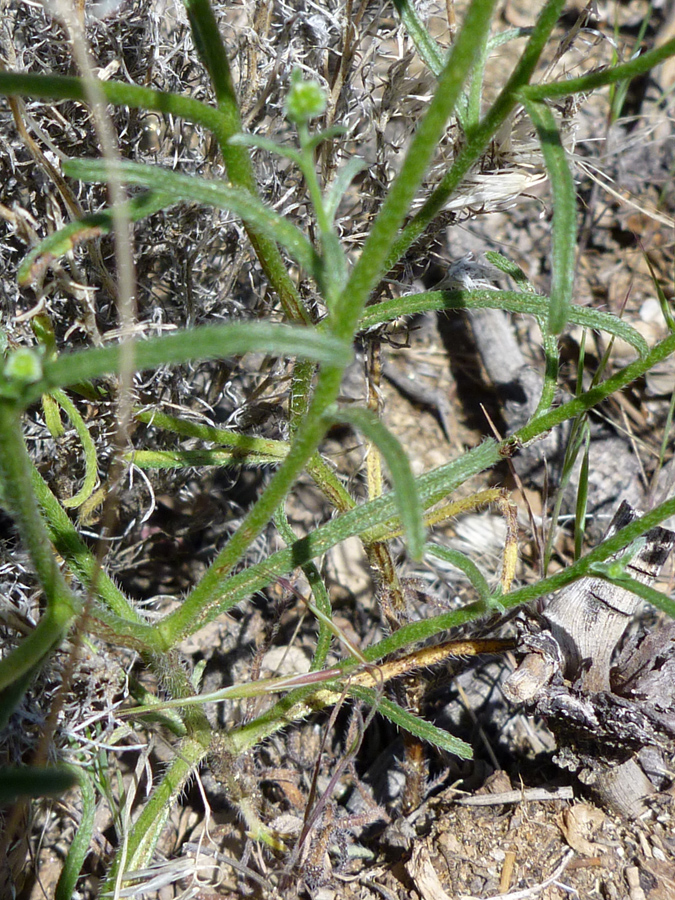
[504,502,675,818]
[544,503,675,693]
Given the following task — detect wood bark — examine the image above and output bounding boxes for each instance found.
[504,502,675,818]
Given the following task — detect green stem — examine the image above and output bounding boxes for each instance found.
[227,492,675,753]
[517,331,675,445]
[334,0,499,334]
[104,651,212,884]
[535,330,560,416]
[288,358,315,429]
[521,36,675,102]
[103,730,211,891]
[29,466,145,625]
[0,404,80,689]
[384,0,567,270]
[182,0,311,326]
[273,508,334,670]
[156,364,345,647]
[151,1,509,645]
[297,123,332,235]
[153,330,675,643]
[182,0,319,432]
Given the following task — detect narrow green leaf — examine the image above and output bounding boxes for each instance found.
[0,72,232,142]
[465,21,490,129]
[487,28,533,51]
[329,406,425,559]
[104,733,210,890]
[324,158,368,225]
[42,393,64,437]
[55,767,95,900]
[574,424,591,559]
[658,389,675,479]
[18,322,350,408]
[52,390,99,509]
[0,766,79,803]
[348,686,472,758]
[63,158,322,282]
[385,0,567,277]
[520,97,576,334]
[392,0,445,76]
[590,571,675,621]
[136,378,351,511]
[274,507,334,671]
[478,265,563,418]
[129,448,286,469]
[133,407,288,454]
[543,413,588,571]
[425,543,490,602]
[521,35,675,102]
[641,247,675,334]
[359,289,648,359]
[319,229,348,299]
[485,251,537,293]
[334,0,499,337]
[608,15,651,124]
[18,191,173,285]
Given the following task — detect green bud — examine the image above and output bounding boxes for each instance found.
[603,559,626,579]
[285,69,326,125]
[4,348,43,384]
[31,314,58,359]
